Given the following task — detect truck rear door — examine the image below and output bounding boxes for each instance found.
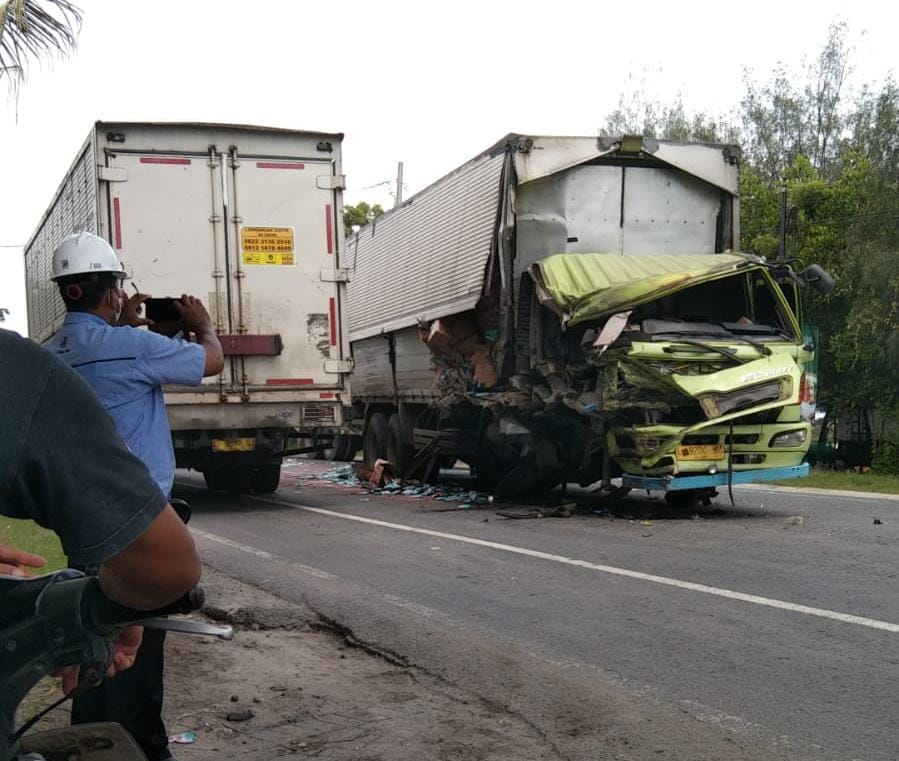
[105,143,344,397]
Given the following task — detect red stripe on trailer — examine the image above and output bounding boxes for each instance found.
[265,378,314,386]
[319,392,335,399]
[256,162,305,170]
[113,197,122,249]
[329,297,337,345]
[139,157,192,165]
[325,204,334,254]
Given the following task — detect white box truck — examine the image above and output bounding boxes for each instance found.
[24,121,351,493]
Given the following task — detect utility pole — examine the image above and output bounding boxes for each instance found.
[395,162,404,208]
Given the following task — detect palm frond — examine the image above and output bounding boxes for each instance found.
[0,0,82,93]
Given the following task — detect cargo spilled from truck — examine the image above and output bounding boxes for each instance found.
[23,122,351,494]
[341,134,832,502]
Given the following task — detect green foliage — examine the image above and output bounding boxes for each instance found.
[343,201,384,237]
[871,439,899,476]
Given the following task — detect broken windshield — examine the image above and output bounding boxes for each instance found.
[626,271,795,343]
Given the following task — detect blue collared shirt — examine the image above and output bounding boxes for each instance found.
[45,312,206,497]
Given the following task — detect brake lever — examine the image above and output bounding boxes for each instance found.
[139,617,234,640]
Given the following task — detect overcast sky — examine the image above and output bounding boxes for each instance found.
[1,0,895,335]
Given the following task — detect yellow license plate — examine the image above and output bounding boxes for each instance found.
[212,437,256,453]
[677,444,725,461]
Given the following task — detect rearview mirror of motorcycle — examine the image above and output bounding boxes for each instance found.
[799,264,836,294]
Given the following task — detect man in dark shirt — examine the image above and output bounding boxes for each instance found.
[0,329,201,734]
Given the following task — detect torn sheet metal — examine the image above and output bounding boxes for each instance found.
[530,253,752,326]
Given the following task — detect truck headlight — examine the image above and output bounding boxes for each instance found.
[769,429,807,448]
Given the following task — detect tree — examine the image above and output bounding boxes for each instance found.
[343,201,384,237]
[0,0,81,96]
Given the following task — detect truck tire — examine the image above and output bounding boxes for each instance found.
[345,435,362,461]
[664,488,717,509]
[363,412,389,468]
[224,467,254,494]
[252,464,281,493]
[386,414,411,475]
[203,468,227,491]
[318,434,351,462]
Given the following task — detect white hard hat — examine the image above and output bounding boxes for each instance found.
[51,231,128,281]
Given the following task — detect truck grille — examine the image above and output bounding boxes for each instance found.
[698,380,786,418]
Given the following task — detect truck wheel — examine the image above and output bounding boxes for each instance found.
[664,488,717,509]
[224,467,254,494]
[252,464,281,493]
[363,413,389,467]
[345,435,362,461]
[386,414,411,475]
[317,433,353,461]
[203,468,227,491]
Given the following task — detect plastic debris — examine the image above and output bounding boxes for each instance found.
[170,731,197,744]
[783,515,805,526]
[315,465,495,505]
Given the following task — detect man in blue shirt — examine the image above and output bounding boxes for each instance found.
[45,232,224,761]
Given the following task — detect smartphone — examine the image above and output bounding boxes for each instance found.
[146,297,182,336]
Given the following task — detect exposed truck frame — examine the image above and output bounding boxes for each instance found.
[339,134,823,501]
[24,121,351,494]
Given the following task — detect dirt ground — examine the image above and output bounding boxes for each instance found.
[19,565,551,760]
[160,567,553,760]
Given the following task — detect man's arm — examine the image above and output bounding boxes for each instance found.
[174,295,225,377]
[99,504,200,610]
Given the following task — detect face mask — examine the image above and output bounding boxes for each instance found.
[110,284,125,324]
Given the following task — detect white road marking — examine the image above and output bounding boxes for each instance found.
[249,496,899,634]
[193,528,336,580]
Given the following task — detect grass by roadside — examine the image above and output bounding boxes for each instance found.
[0,518,66,571]
[774,468,899,494]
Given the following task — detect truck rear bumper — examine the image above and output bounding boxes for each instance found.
[621,463,809,492]
[166,399,341,430]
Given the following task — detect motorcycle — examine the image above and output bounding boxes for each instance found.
[1,568,232,760]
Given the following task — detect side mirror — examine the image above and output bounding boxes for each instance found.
[800,264,836,295]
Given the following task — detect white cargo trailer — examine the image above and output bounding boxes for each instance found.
[24,121,351,493]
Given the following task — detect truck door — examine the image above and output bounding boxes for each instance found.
[104,146,345,396]
[222,146,344,394]
[104,149,229,390]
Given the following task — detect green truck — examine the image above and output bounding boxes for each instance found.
[342,135,833,502]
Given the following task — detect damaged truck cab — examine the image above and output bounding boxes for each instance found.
[345,135,827,501]
[528,252,817,500]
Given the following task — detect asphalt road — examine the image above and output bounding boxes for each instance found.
[176,465,898,761]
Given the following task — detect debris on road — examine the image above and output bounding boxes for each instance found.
[783,515,805,526]
[169,731,197,744]
[313,463,497,507]
[225,708,255,722]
